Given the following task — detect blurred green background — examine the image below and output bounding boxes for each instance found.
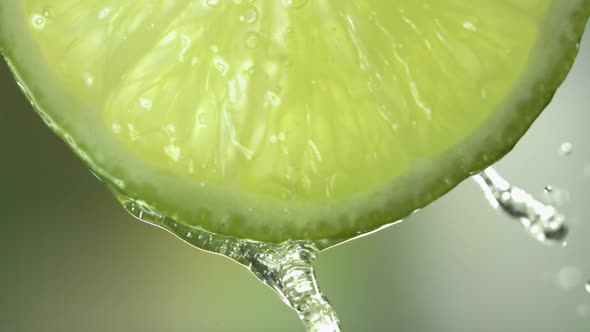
[1,24,589,332]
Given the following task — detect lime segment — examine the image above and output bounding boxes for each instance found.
[1,1,588,241]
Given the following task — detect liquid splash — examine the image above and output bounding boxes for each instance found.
[473,167,568,246]
[109,166,569,332]
[116,192,341,332]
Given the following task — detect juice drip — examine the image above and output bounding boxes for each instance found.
[244,241,341,332]
[473,167,568,246]
[117,193,341,332]
[108,165,569,331]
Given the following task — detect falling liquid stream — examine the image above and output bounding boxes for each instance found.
[104,165,568,332]
[114,190,341,332]
[473,167,568,246]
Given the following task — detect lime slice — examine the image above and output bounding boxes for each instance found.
[0,1,588,242]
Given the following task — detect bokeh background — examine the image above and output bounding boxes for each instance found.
[1,22,589,332]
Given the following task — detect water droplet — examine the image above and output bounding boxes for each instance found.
[265,91,281,107]
[31,14,46,30]
[97,7,111,20]
[164,124,176,135]
[197,112,208,127]
[282,0,308,9]
[212,56,230,76]
[244,31,260,49]
[139,98,153,110]
[41,7,53,18]
[164,143,181,162]
[559,142,573,156]
[112,123,121,134]
[556,266,582,290]
[239,6,258,24]
[83,73,95,86]
[178,34,192,62]
[205,0,221,8]
[586,281,590,294]
[463,21,477,32]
